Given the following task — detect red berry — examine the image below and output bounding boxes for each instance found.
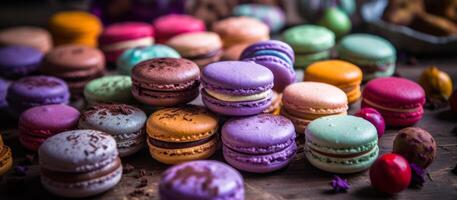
[355,108,385,138]
[369,153,411,194]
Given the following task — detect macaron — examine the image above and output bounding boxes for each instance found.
[222,114,297,173]
[201,61,274,116]
[6,76,70,116]
[317,7,352,38]
[159,160,244,200]
[167,32,222,68]
[241,40,296,92]
[146,105,218,164]
[281,82,348,134]
[305,115,379,173]
[393,127,436,169]
[39,130,122,198]
[0,134,13,176]
[221,43,249,61]
[337,34,396,81]
[131,58,200,107]
[0,26,52,53]
[0,78,10,109]
[233,4,286,33]
[116,45,180,76]
[362,77,426,127]
[49,11,102,47]
[99,22,155,63]
[18,104,80,151]
[0,45,43,79]
[213,16,270,49]
[84,75,133,105]
[304,60,363,104]
[263,90,282,115]
[282,25,335,68]
[153,14,206,43]
[41,44,105,96]
[79,104,147,157]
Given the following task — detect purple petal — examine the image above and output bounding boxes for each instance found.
[410,163,425,187]
[330,175,350,192]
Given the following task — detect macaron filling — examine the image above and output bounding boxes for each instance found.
[363,98,422,113]
[245,50,293,65]
[223,143,297,166]
[184,49,222,60]
[306,145,379,165]
[148,135,216,149]
[205,89,271,102]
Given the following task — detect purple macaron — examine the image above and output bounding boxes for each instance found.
[159,160,244,200]
[6,75,70,116]
[222,114,297,173]
[201,61,274,116]
[0,45,43,78]
[240,40,295,92]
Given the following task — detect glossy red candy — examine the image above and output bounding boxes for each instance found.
[355,108,385,138]
[370,153,411,194]
[450,89,457,113]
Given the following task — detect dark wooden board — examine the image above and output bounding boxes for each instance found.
[1,57,457,200]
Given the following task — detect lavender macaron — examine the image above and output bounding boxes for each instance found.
[222,114,297,173]
[39,130,122,198]
[240,40,295,92]
[78,104,147,157]
[159,160,244,200]
[0,45,43,78]
[201,61,274,116]
[6,76,70,116]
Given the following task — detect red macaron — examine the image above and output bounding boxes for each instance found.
[369,153,411,194]
[362,77,425,127]
[152,14,205,43]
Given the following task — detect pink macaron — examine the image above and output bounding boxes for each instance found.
[18,104,80,151]
[99,22,155,62]
[362,77,425,127]
[152,14,205,43]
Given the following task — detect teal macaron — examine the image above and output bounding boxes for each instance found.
[282,25,335,68]
[84,75,133,105]
[304,115,379,174]
[336,34,396,81]
[116,44,180,75]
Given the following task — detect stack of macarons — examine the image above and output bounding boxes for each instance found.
[337,34,396,81]
[18,104,80,151]
[48,11,102,47]
[99,22,155,63]
[79,104,147,157]
[116,45,180,76]
[281,82,348,134]
[213,16,270,49]
[201,61,274,116]
[0,45,43,79]
[283,25,335,68]
[167,32,223,68]
[0,134,13,176]
[152,14,206,43]
[146,105,218,164]
[41,44,105,96]
[240,40,296,92]
[0,26,53,53]
[305,60,363,104]
[131,58,200,107]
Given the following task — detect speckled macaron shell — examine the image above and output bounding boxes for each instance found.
[159,160,244,200]
[84,75,133,105]
[305,115,379,173]
[78,104,146,157]
[282,25,335,53]
[222,114,297,173]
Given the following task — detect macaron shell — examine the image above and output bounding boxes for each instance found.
[99,22,154,44]
[305,60,363,86]
[363,77,425,108]
[282,25,335,53]
[280,108,311,134]
[166,32,222,57]
[147,105,218,142]
[147,137,217,164]
[337,34,396,63]
[240,40,295,62]
[132,86,199,107]
[0,26,53,53]
[49,11,102,35]
[153,14,205,42]
[361,101,424,126]
[243,56,296,92]
[213,17,270,48]
[0,146,13,176]
[84,75,133,104]
[42,45,105,75]
[202,90,272,116]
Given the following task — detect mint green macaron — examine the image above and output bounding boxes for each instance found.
[304,115,379,174]
[84,75,133,105]
[116,45,180,75]
[336,34,396,80]
[282,25,335,68]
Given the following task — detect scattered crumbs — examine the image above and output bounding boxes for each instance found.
[123,163,135,174]
[136,178,148,188]
[424,98,448,110]
[136,169,151,178]
[128,189,145,198]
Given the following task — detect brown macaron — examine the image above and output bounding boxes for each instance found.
[41,44,105,96]
[131,58,200,107]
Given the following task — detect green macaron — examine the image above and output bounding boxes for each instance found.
[116,45,180,76]
[304,115,379,174]
[84,75,133,105]
[336,34,396,80]
[282,25,335,68]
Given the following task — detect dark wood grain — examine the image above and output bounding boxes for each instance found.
[1,57,457,200]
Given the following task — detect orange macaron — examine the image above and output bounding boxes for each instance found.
[49,11,102,47]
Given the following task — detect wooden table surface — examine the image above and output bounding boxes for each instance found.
[1,57,457,200]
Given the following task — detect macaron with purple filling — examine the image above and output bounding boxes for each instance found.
[222,114,297,173]
[201,61,274,116]
[78,104,147,157]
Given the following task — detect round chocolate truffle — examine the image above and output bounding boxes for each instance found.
[393,127,436,168]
